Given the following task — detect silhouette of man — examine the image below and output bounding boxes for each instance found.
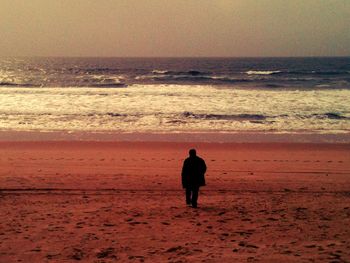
[181,149,207,208]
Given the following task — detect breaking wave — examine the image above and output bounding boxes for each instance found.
[1,57,349,90]
[135,73,251,84]
[90,83,127,88]
[246,70,282,75]
[182,112,350,121]
[150,69,207,76]
[182,112,267,121]
[288,70,350,76]
[0,79,127,88]
[0,81,40,87]
[312,112,350,120]
[152,70,170,74]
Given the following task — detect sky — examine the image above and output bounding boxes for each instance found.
[0,0,349,57]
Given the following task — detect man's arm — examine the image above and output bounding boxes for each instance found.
[181,160,187,188]
[202,159,207,174]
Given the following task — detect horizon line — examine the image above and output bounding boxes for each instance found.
[1,55,350,59]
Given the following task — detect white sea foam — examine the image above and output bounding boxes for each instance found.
[0,85,349,133]
[0,71,27,86]
[246,70,282,75]
[152,70,168,74]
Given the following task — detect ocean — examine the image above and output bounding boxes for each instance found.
[0,57,349,134]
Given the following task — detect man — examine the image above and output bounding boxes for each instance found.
[181,149,207,208]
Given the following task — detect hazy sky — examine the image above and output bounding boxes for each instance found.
[1,0,349,57]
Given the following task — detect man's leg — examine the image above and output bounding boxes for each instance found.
[185,188,191,205]
[191,187,199,208]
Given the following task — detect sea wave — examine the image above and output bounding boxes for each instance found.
[181,112,350,121]
[0,81,39,87]
[151,69,207,75]
[67,67,120,74]
[182,112,267,121]
[312,112,350,120]
[90,83,127,88]
[81,75,127,87]
[106,112,128,117]
[287,70,350,75]
[0,81,127,88]
[246,70,350,76]
[135,74,251,84]
[152,69,169,74]
[263,84,285,88]
[246,70,282,75]
[1,57,349,90]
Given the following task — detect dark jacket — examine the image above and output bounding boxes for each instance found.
[181,156,207,188]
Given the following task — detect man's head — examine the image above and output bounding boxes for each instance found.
[189,149,196,157]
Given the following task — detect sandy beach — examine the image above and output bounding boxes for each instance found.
[0,140,349,262]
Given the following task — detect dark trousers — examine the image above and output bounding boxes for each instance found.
[186,187,199,207]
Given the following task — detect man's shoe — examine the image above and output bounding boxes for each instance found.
[192,203,197,208]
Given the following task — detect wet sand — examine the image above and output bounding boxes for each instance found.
[0,141,350,262]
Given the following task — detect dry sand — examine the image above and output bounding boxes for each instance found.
[0,141,350,262]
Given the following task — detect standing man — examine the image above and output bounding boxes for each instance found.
[181,149,207,208]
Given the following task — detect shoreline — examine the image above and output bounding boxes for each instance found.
[1,130,350,143]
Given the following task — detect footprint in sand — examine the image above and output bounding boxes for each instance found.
[165,245,190,256]
[96,247,117,259]
[266,217,278,221]
[69,248,84,260]
[221,233,229,238]
[304,244,316,248]
[238,241,259,249]
[103,223,115,227]
[327,251,342,260]
[75,222,85,229]
[128,255,145,261]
